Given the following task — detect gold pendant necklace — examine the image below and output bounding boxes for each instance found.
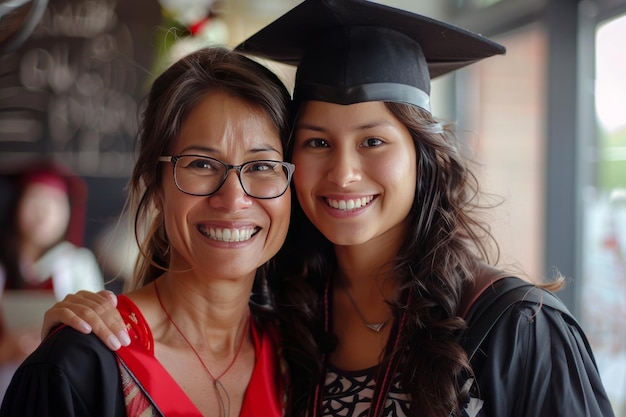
[154,282,249,417]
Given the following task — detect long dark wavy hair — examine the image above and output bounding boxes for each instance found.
[271,102,502,417]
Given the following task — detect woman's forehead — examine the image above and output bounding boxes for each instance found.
[175,93,284,154]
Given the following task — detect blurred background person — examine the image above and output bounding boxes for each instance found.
[0,158,104,398]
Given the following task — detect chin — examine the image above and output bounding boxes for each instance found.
[325,233,371,247]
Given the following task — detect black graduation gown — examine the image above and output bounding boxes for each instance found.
[0,326,126,417]
[466,279,615,417]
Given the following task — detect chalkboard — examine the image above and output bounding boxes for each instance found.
[0,0,161,177]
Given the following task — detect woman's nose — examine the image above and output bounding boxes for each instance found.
[207,171,253,211]
[327,150,362,187]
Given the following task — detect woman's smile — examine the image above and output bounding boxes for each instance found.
[324,195,376,211]
[197,224,260,242]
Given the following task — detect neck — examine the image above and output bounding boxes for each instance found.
[334,243,399,291]
[334,266,399,328]
[149,277,255,417]
[333,220,406,286]
[331,235,403,337]
[140,274,253,354]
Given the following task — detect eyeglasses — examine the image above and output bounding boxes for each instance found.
[158,155,295,199]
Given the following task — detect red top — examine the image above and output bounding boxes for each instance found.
[115,295,284,416]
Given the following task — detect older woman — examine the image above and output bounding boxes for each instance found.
[0,46,293,417]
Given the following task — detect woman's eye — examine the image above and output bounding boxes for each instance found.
[362,137,384,147]
[248,161,275,172]
[189,159,214,169]
[183,157,221,172]
[305,138,329,148]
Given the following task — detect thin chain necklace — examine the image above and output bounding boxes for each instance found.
[342,285,392,332]
[312,277,411,417]
[154,282,249,417]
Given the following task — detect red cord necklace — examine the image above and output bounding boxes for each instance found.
[154,281,250,417]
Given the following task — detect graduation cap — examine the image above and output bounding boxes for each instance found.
[236,0,506,112]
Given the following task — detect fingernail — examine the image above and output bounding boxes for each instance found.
[78,321,92,334]
[106,291,118,307]
[118,331,131,346]
[107,335,122,350]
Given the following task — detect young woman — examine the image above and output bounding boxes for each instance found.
[0,46,293,416]
[37,1,615,416]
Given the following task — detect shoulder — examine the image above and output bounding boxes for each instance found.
[474,286,578,349]
[2,327,125,416]
[28,326,117,373]
[464,276,571,324]
[464,278,615,417]
[11,327,116,392]
[12,326,119,396]
[45,241,97,260]
[66,245,99,264]
[463,276,581,359]
[40,242,99,273]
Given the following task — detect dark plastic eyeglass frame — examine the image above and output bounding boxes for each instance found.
[158,155,295,199]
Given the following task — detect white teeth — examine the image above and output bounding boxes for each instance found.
[327,196,374,211]
[202,226,255,242]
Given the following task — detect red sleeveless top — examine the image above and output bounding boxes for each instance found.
[115,295,284,416]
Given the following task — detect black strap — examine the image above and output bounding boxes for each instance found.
[461,277,574,361]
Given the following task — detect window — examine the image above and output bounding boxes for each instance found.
[580,12,626,415]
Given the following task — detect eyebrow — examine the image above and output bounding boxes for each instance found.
[178,144,282,155]
[295,120,396,133]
